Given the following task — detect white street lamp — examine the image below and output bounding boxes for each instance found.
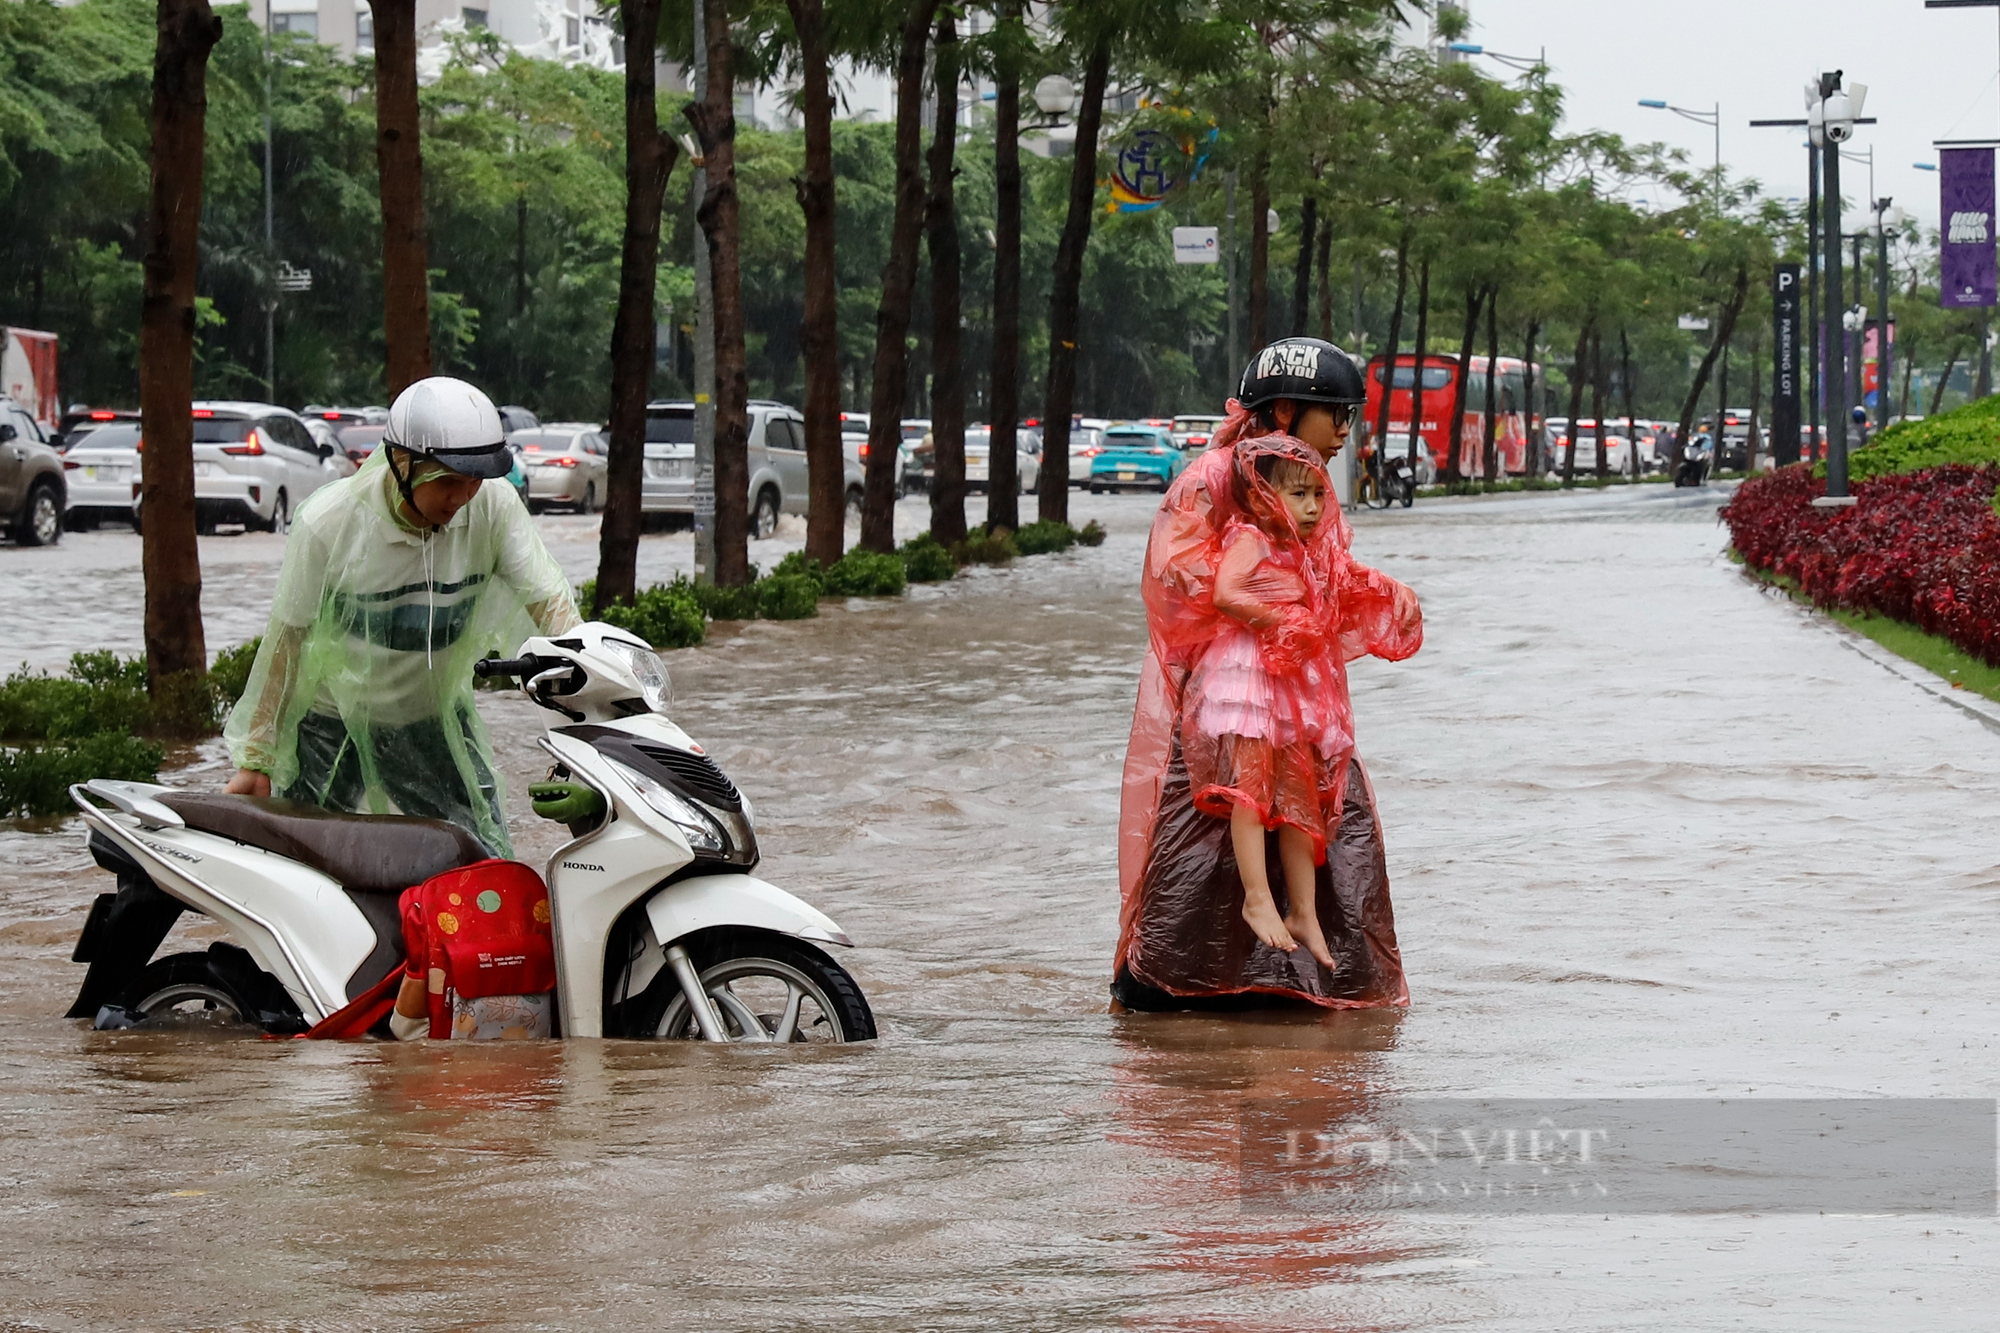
[1033,75,1075,120]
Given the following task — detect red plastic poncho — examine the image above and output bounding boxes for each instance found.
[1116,408,1424,1009]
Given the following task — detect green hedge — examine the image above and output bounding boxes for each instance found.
[1841,394,2000,482]
[0,644,258,818]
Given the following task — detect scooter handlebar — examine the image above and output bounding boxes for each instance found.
[474,655,553,679]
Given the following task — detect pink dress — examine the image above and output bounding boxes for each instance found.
[1183,520,1353,861]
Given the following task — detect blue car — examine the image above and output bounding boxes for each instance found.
[1087,425,1188,493]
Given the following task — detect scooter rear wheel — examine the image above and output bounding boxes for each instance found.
[104,945,306,1033]
[617,931,875,1043]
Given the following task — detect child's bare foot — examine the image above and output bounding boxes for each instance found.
[1284,909,1336,971]
[1242,895,1297,953]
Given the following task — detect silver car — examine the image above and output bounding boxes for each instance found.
[516,424,610,513]
[643,401,863,537]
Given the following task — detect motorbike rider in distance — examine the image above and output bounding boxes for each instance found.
[221,376,580,858]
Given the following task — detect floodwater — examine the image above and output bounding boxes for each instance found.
[2,486,1996,1329]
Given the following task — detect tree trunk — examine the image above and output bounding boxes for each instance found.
[1314,219,1333,343]
[1407,259,1430,466]
[1247,145,1270,354]
[1291,196,1316,337]
[595,0,677,610]
[1480,285,1500,483]
[859,0,941,551]
[1745,331,1763,473]
[1898,339,1916,423]
[1521,318,1540,474]
[1620,327,1639,479]
[369,0,431,396]
[787,0,843,565]
[1930,342,1963,417]
[686,0,750,584]
[1562,318,1591,483]
[1671,266,1749,474]
[1590,327,1609,481]
[1036,37,1109,528]
[1368,232,1409,470]
[1446,283,1481,483]
[985,0,1023,534]
[925,12,966,545]
[139,0,221,706]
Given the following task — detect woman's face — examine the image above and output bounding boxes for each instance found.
[1275,471,1327,537]
[409,472,484,526]
[1272,401,1352,459]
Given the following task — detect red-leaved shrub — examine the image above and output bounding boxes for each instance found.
[1722,463,2000,666]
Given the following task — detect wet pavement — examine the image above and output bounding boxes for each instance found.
[2,484,1995,1329]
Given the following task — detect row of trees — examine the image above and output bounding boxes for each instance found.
[2,0,1983,703]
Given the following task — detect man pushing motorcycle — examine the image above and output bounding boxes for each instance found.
[219,378,580,1038]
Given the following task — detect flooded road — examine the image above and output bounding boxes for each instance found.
[3,485,1995,1329]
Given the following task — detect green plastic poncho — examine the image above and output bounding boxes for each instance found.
[224,449,580,855]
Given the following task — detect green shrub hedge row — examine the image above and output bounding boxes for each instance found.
[1,643,261,818]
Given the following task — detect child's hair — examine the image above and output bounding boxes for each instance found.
[1254,453,1323,491]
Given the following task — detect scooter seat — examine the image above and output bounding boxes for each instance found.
[158,793,490,894]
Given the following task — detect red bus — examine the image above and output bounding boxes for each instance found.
[1363,353,1542,477]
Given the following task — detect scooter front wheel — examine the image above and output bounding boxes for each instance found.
[618,930,876,1043]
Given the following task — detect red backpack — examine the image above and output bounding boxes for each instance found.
[399,860,558,1039]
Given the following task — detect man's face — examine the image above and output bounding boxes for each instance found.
[410,472,483,526]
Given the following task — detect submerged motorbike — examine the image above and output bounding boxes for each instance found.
[65,622,875,1043]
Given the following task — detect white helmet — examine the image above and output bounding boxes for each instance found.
[382,376,512,479]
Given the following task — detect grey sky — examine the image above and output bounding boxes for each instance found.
[1465,0,2000,232]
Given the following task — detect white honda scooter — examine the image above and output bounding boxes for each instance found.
[65,622,874,1043]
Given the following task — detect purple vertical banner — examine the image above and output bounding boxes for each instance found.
[1940,147,1997,309]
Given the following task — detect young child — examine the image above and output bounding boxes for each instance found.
[1182,437,1353,971]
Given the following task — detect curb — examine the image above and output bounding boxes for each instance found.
[1814,613,2000,735]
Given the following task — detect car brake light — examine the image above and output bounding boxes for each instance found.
[323,412,340,419]
[221,429,264,456]
[192,409,213,418]
[63,459,79,470]
[546,455,577,468]
[857,443,869,458]
[89,410,116,421]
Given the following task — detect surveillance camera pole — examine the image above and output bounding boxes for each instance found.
[690,0,717,582]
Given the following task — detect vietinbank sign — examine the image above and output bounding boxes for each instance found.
[1940,147,1996,308]
[1172,226,1220,264]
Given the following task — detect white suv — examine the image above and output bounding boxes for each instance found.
[190,401,344,533]
[642,400,863,537]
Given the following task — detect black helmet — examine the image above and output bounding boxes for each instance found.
[1236,337,1367,411]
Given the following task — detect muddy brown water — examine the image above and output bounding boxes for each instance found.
[2,488,1994,1329]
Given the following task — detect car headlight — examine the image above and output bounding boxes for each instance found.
[604,638,672,712]
[607,757,725,853]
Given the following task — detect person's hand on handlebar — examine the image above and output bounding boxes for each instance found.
[225,768,272,797]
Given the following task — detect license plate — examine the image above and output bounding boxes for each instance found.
[646,459,685,479]
[1117,470,1137,482]
[194,461,223,478]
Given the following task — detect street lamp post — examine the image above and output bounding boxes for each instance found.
[1639,99,1722,206]
[1752,97,1872,466]
[1812,71,1866,503]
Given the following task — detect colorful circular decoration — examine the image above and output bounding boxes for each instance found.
[436,911,460,935]
[533,898,551,925]
[1112,130,1179,207]
[448,893,462,906]
[476,889,503,914]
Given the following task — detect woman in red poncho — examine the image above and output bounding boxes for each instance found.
[1113,338,1424,1011]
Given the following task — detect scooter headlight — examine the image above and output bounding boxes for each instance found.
[604,638,673,713]
[607,757,724,853]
